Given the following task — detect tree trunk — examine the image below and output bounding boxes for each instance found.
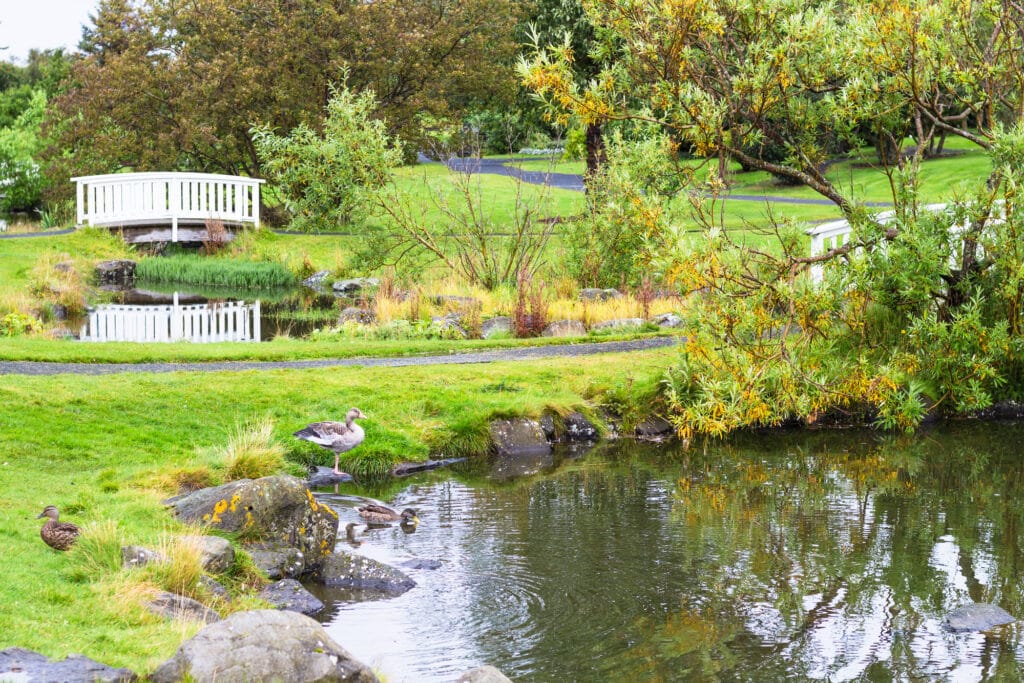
[584,122,606,189]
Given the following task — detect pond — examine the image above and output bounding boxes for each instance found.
[310,421,1024,681]
[76,286,337,342]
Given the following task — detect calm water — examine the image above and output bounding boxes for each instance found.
[311,423,1024,682]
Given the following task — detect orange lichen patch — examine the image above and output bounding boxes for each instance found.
[306,490,319,512]
[228,494,242,513]
[244,511,254,528]
[210,498,229,524]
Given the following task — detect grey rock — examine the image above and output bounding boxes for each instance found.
[246,541,307,580]
[338,307,377,325]
[307,466,355,488]
[651,312,683,328]
[563,412,599,440]
[491,449,554,480]
[302,270,331,289]
[199,575,231,601]
[148,592,221,624]
[122,545,163,569]
[182,535,235,574]
[399,558,443,570]
[95,260,136,286]
[636,416,674,439]
[456,666,514,683]
[0,647,136,682]
[591,317,644,330]
[314,550,417,594]
[259,579,324,616]
[167,475,338,576]
[944,603,1015,632]
[489,418,551,457]
[481,316,512,339]
[539,413,556,440]
[579,288,623,302]
[150,609,378,683]
[430,314,468,339]
[333,277,380,297]
[541,319,587,338]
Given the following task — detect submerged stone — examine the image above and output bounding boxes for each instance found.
[259,578,324,616]
[314,550,416,594]
[944,603,1015,632]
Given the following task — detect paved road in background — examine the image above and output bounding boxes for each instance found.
[0,336,681,376]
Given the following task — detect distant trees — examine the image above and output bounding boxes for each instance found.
[43,0,519,198]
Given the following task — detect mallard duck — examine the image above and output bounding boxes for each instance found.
[294,408,366,476]
[356,504,419,525]
[37,505,80,551]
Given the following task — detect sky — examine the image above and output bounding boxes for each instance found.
[1,0,100,62]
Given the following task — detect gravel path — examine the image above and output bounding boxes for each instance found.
[0,336,680,376]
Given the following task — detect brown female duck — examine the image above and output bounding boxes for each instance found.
[37,505,80,551]
[356,504,419,526]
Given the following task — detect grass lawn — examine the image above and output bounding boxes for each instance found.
[0,347,672,673]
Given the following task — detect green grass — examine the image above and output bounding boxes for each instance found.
[0,348,672,672]
[136,254,297,289]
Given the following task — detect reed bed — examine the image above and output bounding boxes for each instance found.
[136,254,296,289]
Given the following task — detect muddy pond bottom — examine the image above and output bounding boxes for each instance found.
[310,424,1024,682]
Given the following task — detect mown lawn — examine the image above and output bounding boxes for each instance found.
[0,348,671,673]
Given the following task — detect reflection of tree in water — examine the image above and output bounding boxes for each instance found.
[609,425,1024,680]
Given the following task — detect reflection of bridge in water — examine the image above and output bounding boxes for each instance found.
[80,293,261,343]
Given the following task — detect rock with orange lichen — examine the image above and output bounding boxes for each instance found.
[166,475,338,576]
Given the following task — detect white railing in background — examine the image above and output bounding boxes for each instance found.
[80,294,261,343]
[72,172,264,242]
[806,203,952,282]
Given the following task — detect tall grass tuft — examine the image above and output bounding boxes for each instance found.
[144,534,204,599]
[66,520,125,583]
[223,417,286,480]
[136,254,296,289]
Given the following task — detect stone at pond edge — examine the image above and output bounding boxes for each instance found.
[148,592,221,623]
[314,550,416,594]
[246,540,307,580]
[392,458,467,477]
[542,319,587,337]
[150,609,378,683]
[456,665,514,683]
[399,558,443,570]
[0,647,136,682]
[302,270,330,289]
[307,466,355,488]
[95,259,136,286]
[563,412,599,440]
[259,578,324,616]
[167,475,338,576]
[489,418,551,457]
[944,603,1015,632]
[333,277,380,297]
[481,316,511,339]
[182,534,235,574]
[636,416,674,440]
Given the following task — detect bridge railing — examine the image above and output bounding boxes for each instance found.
[80,295,261,343]
[72,172,264,242]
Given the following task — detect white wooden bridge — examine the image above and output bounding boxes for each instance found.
[80,294,262,343]
[72,172,264,243]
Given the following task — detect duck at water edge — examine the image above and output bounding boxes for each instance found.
[294,407,366,476]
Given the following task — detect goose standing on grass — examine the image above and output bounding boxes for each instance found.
[293,408,367,476]
[37,505,80,551]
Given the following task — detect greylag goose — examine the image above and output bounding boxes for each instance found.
[293,408,366,476]
[356,504,419,525]
[37,505,80,551]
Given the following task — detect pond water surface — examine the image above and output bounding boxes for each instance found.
[311,422,1024,682]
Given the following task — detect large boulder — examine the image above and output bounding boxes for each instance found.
[651,312,683,328]
[944,603,1015,632]
[0,647,136,682]
[150,609,378,683]
[541,319,587,338]
[489,418,551,457]
[481,316,512,339]
[333,277,379,297]
[167,476,339,576]
[314,550,416,595]
[260,579,325,616]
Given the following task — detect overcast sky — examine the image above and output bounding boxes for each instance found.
[2,0,99,62]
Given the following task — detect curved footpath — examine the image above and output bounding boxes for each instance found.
[0,336,680,376]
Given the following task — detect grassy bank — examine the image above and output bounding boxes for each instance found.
[0,348,670,672]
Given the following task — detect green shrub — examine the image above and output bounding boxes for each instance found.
[0,311,42,336]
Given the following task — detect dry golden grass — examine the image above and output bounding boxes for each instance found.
[28,251,91,317]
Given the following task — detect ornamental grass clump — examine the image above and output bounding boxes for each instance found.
[136,254,296,289]
[66,520,124,583]
[222,417,286,480]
